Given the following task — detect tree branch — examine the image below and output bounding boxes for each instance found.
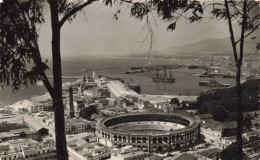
[238,0,247,65]
[8,4,55,99]
[224,0,238,63]
[203,2,224,10]
[235,23,260,45]
[59,0,98,28]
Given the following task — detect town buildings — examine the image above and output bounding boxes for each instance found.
[0,138,56,160]
[110,145,147,160]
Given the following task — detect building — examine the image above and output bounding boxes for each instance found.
[202,119,237,137]
[11,100,53,113]
[110,145,147,160]
[0,138,56,160]
[198,113,213,124]
[0,128,41,142]
[215,121,237,137]
[65,118,90,134]
[67,139,111,160]
[0,121,28,133]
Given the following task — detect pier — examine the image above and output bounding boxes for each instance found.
[47,76,81,79]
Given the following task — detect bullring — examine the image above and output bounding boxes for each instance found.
[96,112,201,152]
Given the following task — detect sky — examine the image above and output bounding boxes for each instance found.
[38,1,251,58]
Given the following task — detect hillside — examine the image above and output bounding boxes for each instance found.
[159,36,259,57]
[194,79,260,122]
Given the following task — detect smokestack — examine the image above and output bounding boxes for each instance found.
[69,87,75,118]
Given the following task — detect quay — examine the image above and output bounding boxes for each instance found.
[47,76,81,79]
[98,78,197,102]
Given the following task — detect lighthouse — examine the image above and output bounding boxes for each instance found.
[92,69,96,80]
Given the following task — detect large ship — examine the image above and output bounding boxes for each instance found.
[199,80,231,87]
[126,79,141,94]
[152,67,175,82]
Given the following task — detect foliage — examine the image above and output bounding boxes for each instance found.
[170,98,180,105]
[80,105,97,120]
[19,131,27,138]
[221,144,248,160]
[243,115,253,132]
[212,105,228,122]
[222,128,236,137]
[197,103,210,114]
[254,122,260,129]
[195,79,260,116]
[0,0,47,92]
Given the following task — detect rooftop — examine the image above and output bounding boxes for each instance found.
[198,113,213,119]
[175,153,197,160]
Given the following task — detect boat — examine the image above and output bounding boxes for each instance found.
[223,73,235,78]
[199,81,207,86]
[152,67,175,82]
[125,69,144,74]
[127,79,141,93]
[198,71,213,77]
[131,66,144,70]
[199,80,231,87]
[188,65,199,69]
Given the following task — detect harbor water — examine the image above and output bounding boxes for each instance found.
[0,57,235,106]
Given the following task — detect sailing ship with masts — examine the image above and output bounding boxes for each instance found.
[152,66,175,82]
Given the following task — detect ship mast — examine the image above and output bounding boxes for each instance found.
[156,68,159,78]
[169,68,172,79]
[164,66,167,78]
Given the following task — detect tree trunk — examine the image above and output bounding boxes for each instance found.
[49,1,68,159]
[237,0,247,159]
[236,64,243,160]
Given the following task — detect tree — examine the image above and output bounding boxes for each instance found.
[254,112,259,118]
[221,144,248,160]
[212,105,228,122]
[80,105,97,120]
[0,0,203,159]
[243,115,253,132]
[20,132,27,138]
[0,1,98,159]
[139,1,259,159]
[254,122,260,129]
[170,98,180,106]
[197,104,210,114]
[206,1,260,159]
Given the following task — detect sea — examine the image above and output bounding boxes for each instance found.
[0,56,235,107]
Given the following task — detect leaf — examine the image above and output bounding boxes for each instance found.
[104,0,112,7]
[256,43,260,51]
[167,22,176,31]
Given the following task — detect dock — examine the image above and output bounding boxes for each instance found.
[99,78,197,102]
[47,76,81,79]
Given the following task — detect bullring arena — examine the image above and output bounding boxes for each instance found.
[96,112,201,152]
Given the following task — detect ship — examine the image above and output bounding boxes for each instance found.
[199,80,231,87]
[125,69,144,74]
[127,79,141,94]
[188,65,199,69]
[223,73,235,78]
[152,67,175,82]
[198,71,213,77]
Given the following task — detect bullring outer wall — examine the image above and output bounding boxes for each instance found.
[95,112,201,152]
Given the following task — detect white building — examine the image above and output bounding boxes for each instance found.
[0,138,56,160]
[11,100,53,113]
[65,118,90,134]
[110,145,147,160]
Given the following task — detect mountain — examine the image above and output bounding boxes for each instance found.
[158,33,259,57]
